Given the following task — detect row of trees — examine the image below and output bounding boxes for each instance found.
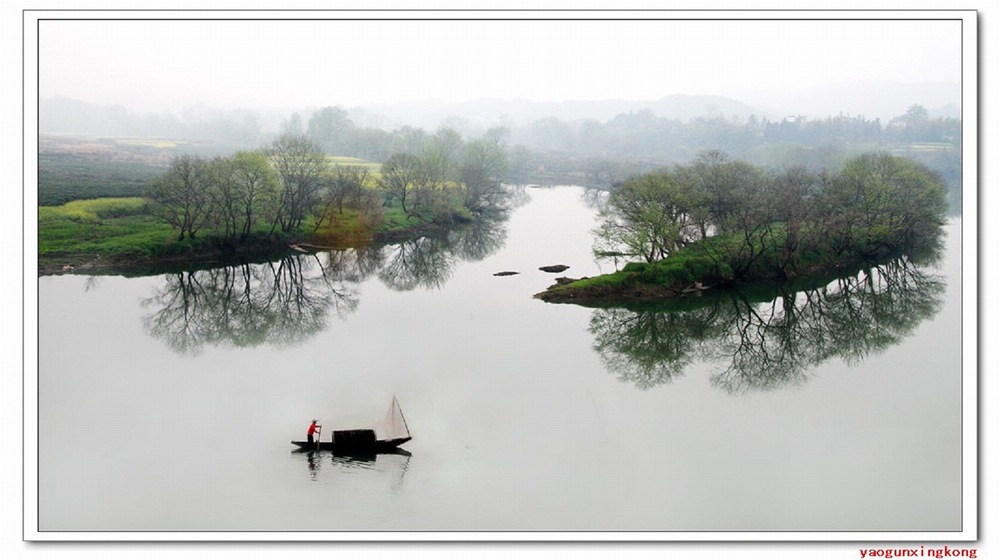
[287,103,959,165]
[145,131,510,245]
[375,126,510,219]
[593,151,948,280]
[509,104,960,158]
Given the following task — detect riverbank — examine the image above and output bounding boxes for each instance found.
[37,197,471,276]
[534,229,942,306]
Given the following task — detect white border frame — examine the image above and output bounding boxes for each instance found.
[21,8,979,543]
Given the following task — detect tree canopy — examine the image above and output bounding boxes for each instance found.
[592,151,948,282]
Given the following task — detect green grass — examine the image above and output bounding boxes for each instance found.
[378,206,428,231]
[544,217,939,305]
[39,197,148,221]
[308,208,378,245]
[38,195,462,266]
[38,198,176,257]
[549,253,730,298]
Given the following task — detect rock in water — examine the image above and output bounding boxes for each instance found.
[493,271,520,276]
[539,264,570,273]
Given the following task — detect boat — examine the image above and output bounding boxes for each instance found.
[291,396,412,453]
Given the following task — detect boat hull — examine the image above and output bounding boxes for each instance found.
[290,437,411,454]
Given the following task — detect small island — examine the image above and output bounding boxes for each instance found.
[535,151,948,305]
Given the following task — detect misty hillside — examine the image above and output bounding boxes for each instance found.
[360,94,767,131]
[40,79,960,141]
[742,81,961,122]
[39,94,765,139]
[42,77,960,139]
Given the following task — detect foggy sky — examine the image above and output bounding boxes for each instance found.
[36,16,963,115]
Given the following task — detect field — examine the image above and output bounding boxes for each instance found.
[326,155,382,174]
[906,142,954,152]
[38,134,175,205]
[38,135,392,206]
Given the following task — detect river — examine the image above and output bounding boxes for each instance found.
[35,185,965,534]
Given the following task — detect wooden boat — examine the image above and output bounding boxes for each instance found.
[291,396,411,453]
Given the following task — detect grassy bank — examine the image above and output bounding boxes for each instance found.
[39,198,174,257]
[534,252,729,304]
[534,226,932,305]
[37,196,463,275]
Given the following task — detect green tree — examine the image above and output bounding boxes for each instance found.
[307,106,353,152]
[592,168,700,264]
[689,151,763,235]
[458,128,509,215]
[507,145,535,187]
[282,112,304,136]
[769,166,823,275]
[819,152,947,258]
[230,151,280,241]
[421,127,462,186]
[686,153,775,278]
[146,155,212,241]
[202,157,241,244]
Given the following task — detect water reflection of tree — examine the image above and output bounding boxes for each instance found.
[506,184,532,210]
[142,253,360,355]
[376,216,508,291]
[589,256,946,393]
[377,236,457,291]
[143,217,509,353]
[590,309,697,389]
[450,215,508,262]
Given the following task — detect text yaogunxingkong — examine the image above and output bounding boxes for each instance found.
[860,546,976,559]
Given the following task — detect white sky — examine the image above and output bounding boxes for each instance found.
[37,16,963,112]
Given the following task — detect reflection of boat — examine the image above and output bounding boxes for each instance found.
[295,447,413,462]
[291,396,411,453]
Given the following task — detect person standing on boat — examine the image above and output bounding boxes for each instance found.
[307,419,321,444]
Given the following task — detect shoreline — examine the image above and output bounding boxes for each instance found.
[37,220,462,277]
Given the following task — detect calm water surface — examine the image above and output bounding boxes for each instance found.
[37,186,963,533]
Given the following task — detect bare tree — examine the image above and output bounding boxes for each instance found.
[267,134,328,234]
[378,153,425,217]
[313,163,371,233]
[146,155,212,241]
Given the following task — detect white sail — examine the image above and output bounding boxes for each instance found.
[374,396,411,441]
